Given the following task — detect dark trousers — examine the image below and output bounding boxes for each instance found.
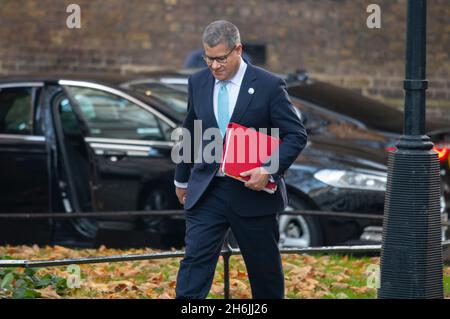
[175,177,284,299]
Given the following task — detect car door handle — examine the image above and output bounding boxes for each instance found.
[147,147,162,157]
[103,150,127,158]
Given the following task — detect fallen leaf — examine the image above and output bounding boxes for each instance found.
[158,292,173,299]
[336,292,349,299]
[288,265,313,279]
[332,274,350,282]
[350,286,370,294]
[37,286,62,299]
[236,270,247,279]
[331,283,349,290]
[303,255,317,264]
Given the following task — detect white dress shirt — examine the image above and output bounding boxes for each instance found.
[175,58,247,188]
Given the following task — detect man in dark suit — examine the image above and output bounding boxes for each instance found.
[174,20,307,299]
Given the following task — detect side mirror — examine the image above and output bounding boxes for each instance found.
[286,69,309,83]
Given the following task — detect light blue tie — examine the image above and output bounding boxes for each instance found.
[217,81,230,137]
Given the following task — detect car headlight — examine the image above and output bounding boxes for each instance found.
[314,169,387,191]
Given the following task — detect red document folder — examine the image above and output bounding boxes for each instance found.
[220,122,281,194]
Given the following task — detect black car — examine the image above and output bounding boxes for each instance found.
[121,71,449,244]
[285,72,450,217]
[0,73,433,249]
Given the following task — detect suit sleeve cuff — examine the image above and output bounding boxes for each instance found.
[174,180,188,188]
[260,167,276,183]
[270,173,282,183]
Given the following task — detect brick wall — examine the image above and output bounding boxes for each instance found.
[0,0,449,113]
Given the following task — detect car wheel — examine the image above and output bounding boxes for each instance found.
[141,189,171,232]
[279,195,324,248]
[141,189,185,248]
[70,218,98,239]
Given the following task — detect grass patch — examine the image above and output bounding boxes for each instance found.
[1,245,449,299]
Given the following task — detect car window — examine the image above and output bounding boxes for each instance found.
[0,87,33,135]
[64,86,166,141]
[58,96,84,136]
[128,83,188,115]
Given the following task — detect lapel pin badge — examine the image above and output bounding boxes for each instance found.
[248,87,255,95]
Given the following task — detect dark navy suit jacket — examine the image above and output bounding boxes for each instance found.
[175,63,307,216]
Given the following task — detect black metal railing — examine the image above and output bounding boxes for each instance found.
[0,209,449,299]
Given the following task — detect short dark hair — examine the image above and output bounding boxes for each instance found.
[202,20,241,49]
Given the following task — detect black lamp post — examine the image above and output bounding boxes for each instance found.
[378,0,443,298]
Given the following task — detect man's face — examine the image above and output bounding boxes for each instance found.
[203,42,242,81]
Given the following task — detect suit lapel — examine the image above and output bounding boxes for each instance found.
[230,63,257,124]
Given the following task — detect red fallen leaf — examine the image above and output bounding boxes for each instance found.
[6,247,18,254]
[343,268,356,275]
[236,271,247,279]
[114,283,128,292]
[168,280,176,289]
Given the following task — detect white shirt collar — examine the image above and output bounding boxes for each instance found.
[215,57,247,87]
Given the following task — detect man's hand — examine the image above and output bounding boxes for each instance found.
[176,187,187,204]
[240,167,270,191]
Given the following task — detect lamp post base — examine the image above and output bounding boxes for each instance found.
[378,146,443,298]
